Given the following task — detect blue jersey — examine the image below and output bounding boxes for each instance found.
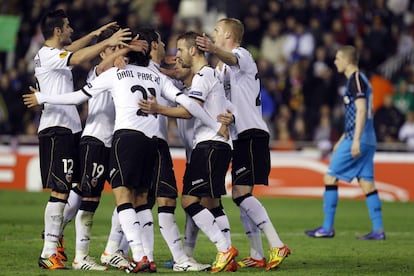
[343,71,376,146]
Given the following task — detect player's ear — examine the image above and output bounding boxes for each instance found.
[151,41,158,51]
[189,45,196,56]
[54,27,62,36]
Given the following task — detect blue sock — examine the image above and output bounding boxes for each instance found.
[365,191,383,232]
[322,185,338,231]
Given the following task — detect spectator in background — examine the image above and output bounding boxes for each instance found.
[393,78,414,114]
[303,45,336,135]
[283,18,315,63]
[0,75,10,133]
[364,15,393,70]
[313,105,333,158]
[374,94,405,143]
[260,81,276,139]
[283,17,315,63]
[399,111,414,151]
[260,19,286,65]
[0,70,27,134]
[331,18,350,45]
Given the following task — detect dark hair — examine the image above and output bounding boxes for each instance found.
[40,9,67,40]
[177,31,204,55]
[126,27,157,66]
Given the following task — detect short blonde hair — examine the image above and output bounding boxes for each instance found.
[338,45,359,65]
[218,18,244,44]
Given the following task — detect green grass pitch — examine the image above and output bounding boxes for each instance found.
[0,190,413,275]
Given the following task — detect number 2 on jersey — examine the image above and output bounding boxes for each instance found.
[131,84,156,117]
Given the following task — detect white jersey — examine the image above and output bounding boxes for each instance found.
[147,61,175,141]
[215,47,269,138]
[34,46,82,133]
[175,84,195,161]
[82,64,181,138]
[189,66,230,146]
[81,67,115,147]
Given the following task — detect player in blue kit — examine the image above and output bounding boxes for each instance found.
[305,45,385,240]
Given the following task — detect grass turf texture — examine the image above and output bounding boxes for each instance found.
[0,190,412,275]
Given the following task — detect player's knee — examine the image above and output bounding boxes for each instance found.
[184,202,204,217]
[359,179,376,194]
[323,174,337,185]
[231,185,251,200]
[181,195,198,209]
[200,197,220,209]
[232,193,252,206]
[157,197,176,207]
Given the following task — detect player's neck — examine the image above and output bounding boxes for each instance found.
[225,40,239,51]
[44,38,62,49]
[184,76,193,88]
[344,65,358,79]
[192,57,209,73]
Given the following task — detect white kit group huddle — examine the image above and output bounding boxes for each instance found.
[23,9,291,273]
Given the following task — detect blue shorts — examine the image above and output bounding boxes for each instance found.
[327,139,375,182]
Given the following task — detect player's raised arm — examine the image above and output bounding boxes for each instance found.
[66,21,119,52]
[69,28,132,66]
[195,33,238,66]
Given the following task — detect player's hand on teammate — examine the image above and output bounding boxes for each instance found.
[139,96,159,114]
[22,86,40,108]
[90,21,119,37]
[113,56,127,70]
[217,110,234,126]
[106,28,132,48]
[195,33,216,54]
[128,34,148,54]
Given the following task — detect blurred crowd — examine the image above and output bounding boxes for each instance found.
[1,0,414,152]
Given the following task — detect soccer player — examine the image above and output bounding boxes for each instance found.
[196,18,291,270]
[139,31,238,273]
[33,9,130,270]
[173,58,200,260]
[305,45,385,240]
[174,58,235,268]
[70,29,149,271]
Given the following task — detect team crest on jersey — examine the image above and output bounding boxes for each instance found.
[59,51,69,58]
[65,173,72,183]
[91,177,98,187]
[343,95,350,105]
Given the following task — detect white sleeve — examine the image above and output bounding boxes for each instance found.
[44,48,73,69]
[225,99,237,120]
[175,94,220,132]
[35,90,89,105]
[160,76,182,102]
[188,73,208,102]
[398,125,407,141]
